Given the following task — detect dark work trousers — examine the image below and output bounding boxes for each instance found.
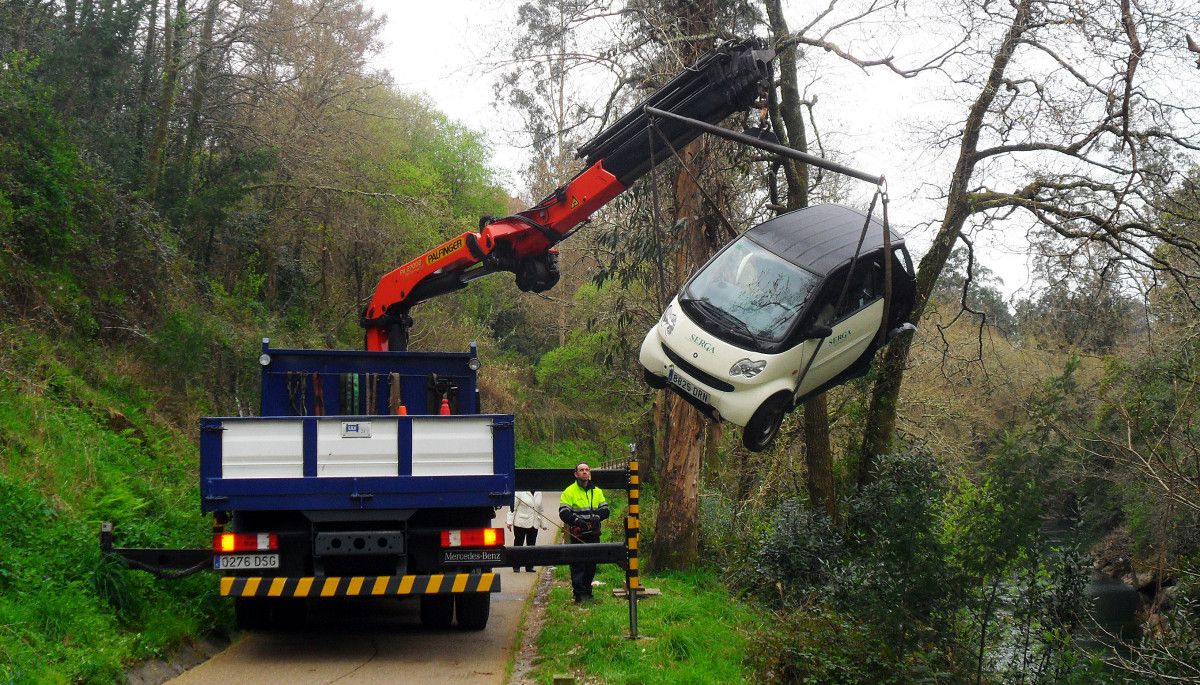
[568,528,601,600]
[512,526,538,571]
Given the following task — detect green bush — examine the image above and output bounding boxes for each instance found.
[751,605,954,685]
[836,449,954,652]
[743,498,841,605]
[0,52,86,264]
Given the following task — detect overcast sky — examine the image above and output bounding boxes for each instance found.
[363,1,1041,298]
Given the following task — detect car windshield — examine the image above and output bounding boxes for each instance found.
[682,236,820,343]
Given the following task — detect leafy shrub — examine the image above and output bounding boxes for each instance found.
[743,497,841,605]
[751,605,954,685]
[836,448,954,652]
[0,52,85,264]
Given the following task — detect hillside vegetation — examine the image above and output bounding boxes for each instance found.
[3,1,1199,683]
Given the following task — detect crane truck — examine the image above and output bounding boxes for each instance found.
[104,40,780,630]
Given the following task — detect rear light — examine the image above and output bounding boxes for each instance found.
[440,528,503,548]
[213,533,278,553]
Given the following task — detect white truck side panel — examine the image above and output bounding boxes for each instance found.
[411,418,494,476]
[316,419,399,477]
[221,421,304,478]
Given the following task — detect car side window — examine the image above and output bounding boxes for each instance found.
[836,258,884,318]
[790,257,884,343]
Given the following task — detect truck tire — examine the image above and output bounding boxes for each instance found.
[420,595,454,629]
[235,597,271,630]
[455,593,490,630]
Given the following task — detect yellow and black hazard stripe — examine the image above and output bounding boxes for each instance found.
[220,573,499,598]
[625,459,640,590]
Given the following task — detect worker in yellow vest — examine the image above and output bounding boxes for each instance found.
[559,462,611,603]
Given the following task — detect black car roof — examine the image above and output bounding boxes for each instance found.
[745,203,905,276]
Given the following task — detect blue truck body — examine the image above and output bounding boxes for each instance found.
[200,339,515,513]
[196,340,514,630]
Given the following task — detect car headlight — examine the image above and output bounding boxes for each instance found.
[659,305,678,335]
[729,358,767,378]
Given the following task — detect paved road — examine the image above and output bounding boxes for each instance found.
[171,497,559,685]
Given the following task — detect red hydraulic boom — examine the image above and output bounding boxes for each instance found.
[362,40,775,351]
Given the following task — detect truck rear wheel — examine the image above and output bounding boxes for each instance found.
[420,595,454,629]
[235,597,306,631]
[235,597,271,630]
[455,593,490,630]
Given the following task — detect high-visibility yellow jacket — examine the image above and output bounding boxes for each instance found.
[559,481,610,528]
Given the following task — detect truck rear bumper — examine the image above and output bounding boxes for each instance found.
[220,572,500,598]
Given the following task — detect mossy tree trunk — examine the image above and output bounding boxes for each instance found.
[649,139,713,571]
[145,0,186,199]
[765,0,836,518]
[858,0,1034,485]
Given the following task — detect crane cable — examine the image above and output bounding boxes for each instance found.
[647,116,744,242]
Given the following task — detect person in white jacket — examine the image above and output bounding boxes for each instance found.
[506,491,547,572]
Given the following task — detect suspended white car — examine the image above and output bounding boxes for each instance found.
[640,204,917,452]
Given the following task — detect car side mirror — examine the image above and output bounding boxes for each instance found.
[802,323,833,340]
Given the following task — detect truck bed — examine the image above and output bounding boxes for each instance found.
[199,413,514,512]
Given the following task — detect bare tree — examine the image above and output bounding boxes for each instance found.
[760,0,955,516]
[859,0,1200,483]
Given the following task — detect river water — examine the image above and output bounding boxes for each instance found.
[1080,575,1142,650]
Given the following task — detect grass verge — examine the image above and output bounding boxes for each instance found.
[532,563,765,684]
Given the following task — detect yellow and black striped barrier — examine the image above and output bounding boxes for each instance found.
[625,454,641,639]
[220,573,499,598]
[626,458,640,591]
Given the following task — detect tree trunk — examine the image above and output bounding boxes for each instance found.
[765,0,809,207]
[648,137,713,571]
[766,0,837,515]
[649,393,707,569]
[145,0,186,199]
[180,0,219,200]
[65,0,78,32]
[803,395,837,517]
[136,0,159,144]
[858,0,1034,486]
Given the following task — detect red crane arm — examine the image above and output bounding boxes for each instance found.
[363,162,624,351]
[361,39,775,352]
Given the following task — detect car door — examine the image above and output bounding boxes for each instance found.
[794,257,885,396]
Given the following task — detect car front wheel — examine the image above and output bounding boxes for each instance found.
[742,393,790,452]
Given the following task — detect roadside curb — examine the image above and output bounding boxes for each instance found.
[507,529,561,684]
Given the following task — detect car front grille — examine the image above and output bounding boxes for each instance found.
[661,344,735,392]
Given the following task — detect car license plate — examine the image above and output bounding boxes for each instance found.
[213,553,280,570]
[668,368,711,405]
